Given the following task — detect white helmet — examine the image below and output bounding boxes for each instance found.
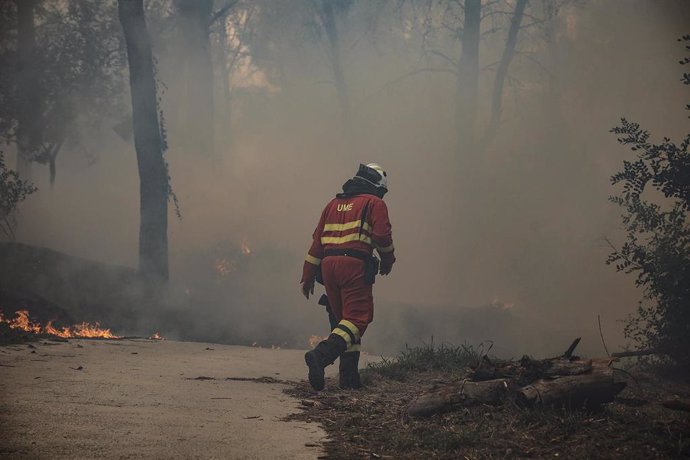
[355,163,388,191]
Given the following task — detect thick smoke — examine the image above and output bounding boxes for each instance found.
[11,0,690,357]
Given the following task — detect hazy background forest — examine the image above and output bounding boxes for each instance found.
[2,0,689,357]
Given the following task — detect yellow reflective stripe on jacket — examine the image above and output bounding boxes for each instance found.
[320,233,372,246]
[305,254,321,266]
[323,220,371,233]
[347,343,361,352]
[375,243,395,253]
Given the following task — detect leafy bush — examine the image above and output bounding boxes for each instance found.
[0,152,37,240]
[607,36,690,369]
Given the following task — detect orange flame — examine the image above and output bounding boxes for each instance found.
[241,238,251,256]
[0,310,42,334]
[308,334,327,348]
[0,310,120,339]
[149,332,164,340]
[214,257,236,276]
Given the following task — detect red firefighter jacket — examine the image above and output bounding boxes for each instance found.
[301,194,395,283]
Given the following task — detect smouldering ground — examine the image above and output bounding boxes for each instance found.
[0,339,335,459]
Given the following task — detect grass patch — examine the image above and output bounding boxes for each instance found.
[364,339,486,381]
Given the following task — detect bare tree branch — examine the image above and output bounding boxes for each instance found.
[424,49,458,67]
[376,67,458,95]
[209,0,239,26]
[483,0,528,146]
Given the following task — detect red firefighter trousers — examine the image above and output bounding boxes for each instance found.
[321,256,373,337]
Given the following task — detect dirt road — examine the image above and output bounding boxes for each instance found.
[0,339,338,459]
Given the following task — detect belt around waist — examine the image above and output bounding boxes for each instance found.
[323,249,369,261]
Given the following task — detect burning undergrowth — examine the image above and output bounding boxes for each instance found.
[0,243,150,337]
[0,242,592,355]
[0,241,315,348]
[0,308,166,344]
[0,309,120,339]
[164,237,329,349]
[0,240,563,354]
[0,287,164,344]
[0,288,120,344]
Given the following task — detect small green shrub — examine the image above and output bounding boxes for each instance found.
[607,36,690,371]
[365,339,483,380]
[0,152,37,240]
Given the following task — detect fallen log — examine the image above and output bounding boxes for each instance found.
[611,349,657,358]
[543,358,593,377]
[410,338,626,417]
[661,398,690,412]
[469,361,522,382]
[470,356,594,383]
[408,378,511,418]
[470,338,594,383]
[517,368,626,408]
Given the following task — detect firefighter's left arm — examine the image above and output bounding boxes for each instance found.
[369,199,396,275]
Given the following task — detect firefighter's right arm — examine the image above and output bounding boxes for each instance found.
[301,208,327,298]
[369,199,396,275]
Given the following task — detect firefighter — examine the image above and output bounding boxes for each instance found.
[301,163,396,391]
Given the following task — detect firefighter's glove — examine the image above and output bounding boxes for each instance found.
[379,260,393,276]
[379,252,395,276]
[301,279,315,300]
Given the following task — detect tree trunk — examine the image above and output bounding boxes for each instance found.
[485,0,528,143]
[176,0,215,157]
[48,139,64,188]
[118,0,169,282]
[15,0,39,180]
[541,0,563,131]
[217,9,234,156]
[319,0,350,130]
[456,0,481,157]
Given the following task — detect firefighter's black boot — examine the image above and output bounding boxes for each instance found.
[339,351,362,389]
[304,334,347,391]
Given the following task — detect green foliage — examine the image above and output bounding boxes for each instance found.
[364,340,483,380]
[0,1,127,164]
[607,36,690,370]
[0,152,37,240]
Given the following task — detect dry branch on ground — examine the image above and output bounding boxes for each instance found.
[408,340,626,417]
